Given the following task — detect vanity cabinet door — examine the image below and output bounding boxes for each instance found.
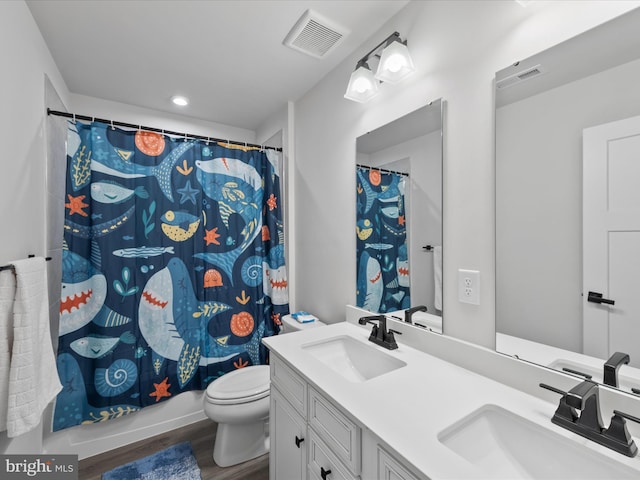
[271,355,307,417]
[308,427,357,480]
[308,386,361,475]
[377,447,421,480]
[270,386,307,480]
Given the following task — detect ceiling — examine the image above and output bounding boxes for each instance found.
[27,0,409,131]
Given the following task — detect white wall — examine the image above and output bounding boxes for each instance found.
[0,0,69,264]
[496,57,640,352]
[0,0,70,455]
[292,0,640,346]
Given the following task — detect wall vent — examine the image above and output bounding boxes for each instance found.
[283,10,348,59]
[496,64,546,90]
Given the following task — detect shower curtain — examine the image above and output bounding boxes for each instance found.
[356,166,410,313]
[53,121,289,431]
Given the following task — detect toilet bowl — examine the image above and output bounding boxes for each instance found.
[204,365,271,467]
[203,314,325,467]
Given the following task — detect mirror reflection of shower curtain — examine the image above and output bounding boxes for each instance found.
[356,166,410,313]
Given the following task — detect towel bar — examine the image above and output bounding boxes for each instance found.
[0,256,52,272]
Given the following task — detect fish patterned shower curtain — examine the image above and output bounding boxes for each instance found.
[53,121,289,431]
[356,166,410,313]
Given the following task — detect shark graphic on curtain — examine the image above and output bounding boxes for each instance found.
[53,121,289,431]
[356,166,410,313]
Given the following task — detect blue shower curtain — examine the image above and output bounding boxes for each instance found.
[53,121,289,431]
[356,166,410,313]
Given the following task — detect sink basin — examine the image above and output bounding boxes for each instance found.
[548,359,640,394]
[302,335,406,382]
[438,404,639,479]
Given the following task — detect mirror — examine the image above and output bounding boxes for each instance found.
[355,99,443,332]
[495,8,640,394]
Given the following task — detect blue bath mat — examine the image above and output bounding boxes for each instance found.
[101,441,202,480]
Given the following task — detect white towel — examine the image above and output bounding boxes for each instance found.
[433,246,443,312]
[4,257,62,437]
[0,270,15,433]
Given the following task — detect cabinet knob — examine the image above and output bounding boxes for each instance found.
[295,435,304,448]
[320,467,332,479]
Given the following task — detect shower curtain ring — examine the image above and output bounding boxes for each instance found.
[72,113,76,124]
[206,137,210,145]
[110,120,115,130]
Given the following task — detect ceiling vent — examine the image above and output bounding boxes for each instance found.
[496,64,546,90]
[283,10,348,59]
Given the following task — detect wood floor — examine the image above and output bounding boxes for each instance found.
[78,420,269,480]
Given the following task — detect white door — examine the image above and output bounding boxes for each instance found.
[583,114,640,367]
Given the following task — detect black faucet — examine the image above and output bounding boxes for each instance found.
[565,380,604,431]
[404,305,427,324]
[540,380,640,456]
[604,352,630,388]
[358,315,400,350]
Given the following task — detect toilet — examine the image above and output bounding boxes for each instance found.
[204,314,325,467]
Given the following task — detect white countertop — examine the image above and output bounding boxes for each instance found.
[263,321,640,479]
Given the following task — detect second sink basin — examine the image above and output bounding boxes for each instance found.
[438,404,639,479]
[302,335,406,382]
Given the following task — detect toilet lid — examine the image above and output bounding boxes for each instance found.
[206,365,270,403]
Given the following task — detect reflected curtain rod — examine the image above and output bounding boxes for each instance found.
[356,163,409,177]
[46,109,283,152]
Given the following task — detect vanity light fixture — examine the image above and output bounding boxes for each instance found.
[344,60,380,103]
[344,32,414,103]
[171,95,189,106]
[375,33,415,84]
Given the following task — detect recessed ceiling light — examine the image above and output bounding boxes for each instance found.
[171,95,189,106]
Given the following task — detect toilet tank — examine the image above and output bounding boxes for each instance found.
[280,314,326,334]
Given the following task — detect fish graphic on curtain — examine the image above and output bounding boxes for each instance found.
[53,121,289,431]
[356,166,409,313]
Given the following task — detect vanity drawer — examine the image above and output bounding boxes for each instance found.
[308,386,361,475]
[308,427,357,480]
[377,446,421,480]
[271,355,307,417]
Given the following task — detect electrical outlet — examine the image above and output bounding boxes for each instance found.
[458,269,480,305]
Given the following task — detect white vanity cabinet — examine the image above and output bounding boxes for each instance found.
[270,354,425,480]
[270,355,361,480]
[270,386,307,479]
[270,356,308,479]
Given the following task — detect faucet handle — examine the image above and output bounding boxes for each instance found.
[540,383,579,423]
[603,410,640,457]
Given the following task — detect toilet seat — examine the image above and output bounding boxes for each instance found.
[206,365,270,405]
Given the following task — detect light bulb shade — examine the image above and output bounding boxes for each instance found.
[375,39,415,84]
[344,63,379,103]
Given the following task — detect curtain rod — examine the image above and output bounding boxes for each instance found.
[47,109,283,152]
[356,163,409,177]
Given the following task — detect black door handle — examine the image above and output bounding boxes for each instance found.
[588,291,615,305]
[295,436,304,448]
[320,467,332,479]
